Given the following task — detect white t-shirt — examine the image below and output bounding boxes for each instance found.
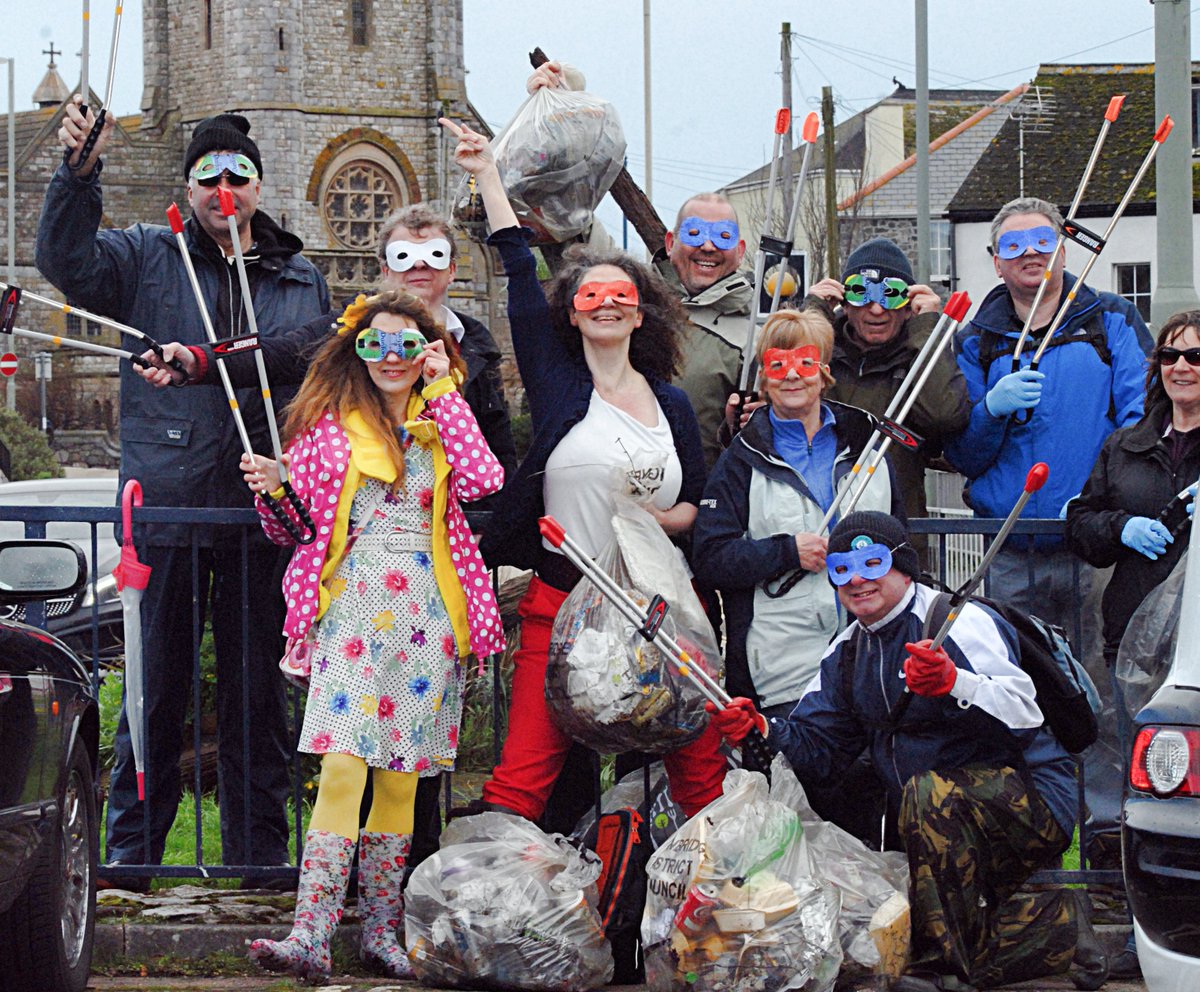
[542,391,683,557]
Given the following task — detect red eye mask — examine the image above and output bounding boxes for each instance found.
[762,345,824,379]
[573,281,640,311]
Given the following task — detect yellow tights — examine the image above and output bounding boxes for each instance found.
[308,752,419,839]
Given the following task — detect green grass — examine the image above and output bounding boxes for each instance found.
[101,791,312,889]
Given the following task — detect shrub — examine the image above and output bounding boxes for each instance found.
[0,407,63,480]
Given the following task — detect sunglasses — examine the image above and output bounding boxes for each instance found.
[1156,346,1200,367]
[355,327,426,362]
[843,273,910,310]
[190,152,259,188]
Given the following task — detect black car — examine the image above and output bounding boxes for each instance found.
[0,478,123,662]
[1122,660,1200,991]
[0,539,99,992]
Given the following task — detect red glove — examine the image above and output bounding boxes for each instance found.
[705,698,767,744]
[904,640,957,697]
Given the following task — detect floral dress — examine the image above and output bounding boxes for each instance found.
[300,442,461,774]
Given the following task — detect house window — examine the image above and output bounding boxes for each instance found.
[1192,82,1200,152]
[350,0,370,46]
[930,219,951,282]
[1115,262,1152,323]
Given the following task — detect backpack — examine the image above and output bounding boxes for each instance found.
[840,591,1101,754]
[584,806,649,984]
[976,314,1117,422]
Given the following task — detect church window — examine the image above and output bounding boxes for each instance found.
[350,0,370,47]
[323,158,403,250]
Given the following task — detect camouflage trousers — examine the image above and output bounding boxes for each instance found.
[900,764,1077,989]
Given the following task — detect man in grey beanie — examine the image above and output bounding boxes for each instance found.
[38,97,330,889]
[805,239,970,536]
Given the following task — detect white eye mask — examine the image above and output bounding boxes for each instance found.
[385,238,453,272]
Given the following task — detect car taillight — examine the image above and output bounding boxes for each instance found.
[1130,726,1200,795]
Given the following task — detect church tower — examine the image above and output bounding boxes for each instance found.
[142,0,491,300]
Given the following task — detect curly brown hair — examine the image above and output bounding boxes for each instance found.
[284,290,466,484]
[1145,309,1200,412]
[544,245,687,381]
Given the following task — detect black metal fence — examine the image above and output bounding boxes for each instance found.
[0,504,1123,886]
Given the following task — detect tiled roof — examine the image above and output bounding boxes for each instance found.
[948,63,1172,220]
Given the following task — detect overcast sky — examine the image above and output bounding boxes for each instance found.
[5,0,1190,244]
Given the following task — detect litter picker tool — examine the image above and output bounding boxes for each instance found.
[1012,114,1172,424]
[74,0,124,168]
[927,462,1049,651]
[766,112,820,315]
[818,291,973,534]
[0,281,185,374]
[538,514,777,770]
[80,0,90,115]
[8,325,151,367]
[738,108,790,401]
[166,202,316,545]
[1008,96,1125,372]
[113,479,151,801]
[884,462,1049,724]
[216,186,316,545]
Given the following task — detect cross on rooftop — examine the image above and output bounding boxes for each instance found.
[43,43,61,67]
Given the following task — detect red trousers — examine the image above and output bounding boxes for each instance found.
[482,576,728,820]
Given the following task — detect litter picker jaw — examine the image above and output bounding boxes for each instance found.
[73,1,124,169]
[537,514,777,770]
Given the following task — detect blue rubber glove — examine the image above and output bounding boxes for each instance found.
[1121,516,1173,560]
[985,369,1044,417]
[1187,483,1197,519]
[1059,494,1079,520]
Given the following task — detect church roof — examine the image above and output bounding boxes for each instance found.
[33,65,71,108]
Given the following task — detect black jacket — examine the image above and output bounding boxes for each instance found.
[1065,400,1200,655]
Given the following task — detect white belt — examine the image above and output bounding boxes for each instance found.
[352,531,433,553]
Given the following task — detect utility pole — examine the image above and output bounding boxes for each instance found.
[643,0,652,206]
[1152,0,1199,324]
[822,85,838,280]
[915,0,931,283]
[780,23,794,227]
[3,56,13,412]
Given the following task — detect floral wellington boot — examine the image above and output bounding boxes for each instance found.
[248,830,355,982]
[357,830,415,978]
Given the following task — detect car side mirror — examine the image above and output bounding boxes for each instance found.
[0,540,86,602]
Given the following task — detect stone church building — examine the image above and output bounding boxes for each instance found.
[0,0,507,466]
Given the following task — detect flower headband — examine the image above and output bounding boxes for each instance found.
[335,294,374,336]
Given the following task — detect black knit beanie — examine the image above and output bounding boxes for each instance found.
[842,237,915,284]
[183,113,263,180]
[828,511,921,581]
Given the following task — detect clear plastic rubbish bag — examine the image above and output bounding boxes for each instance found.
[1116,551,1187,718]
[546,498,722,754]
[641,760,843,992]
[455,85,626,243]
[405,812,613,990]
[771,759,910,981]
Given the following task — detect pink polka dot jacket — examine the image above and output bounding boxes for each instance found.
[256,378,507,665]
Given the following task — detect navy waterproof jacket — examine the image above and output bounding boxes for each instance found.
[36,161,330,545]
[478,226,706,571]
[943,274,1151,548]
[769,582,1078,836]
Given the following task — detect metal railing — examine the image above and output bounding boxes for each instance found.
[0,505,1123,886]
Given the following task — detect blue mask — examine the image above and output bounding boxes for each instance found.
[676,216,740,250]
[994,225,1057,260]
[826,538,896,586]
